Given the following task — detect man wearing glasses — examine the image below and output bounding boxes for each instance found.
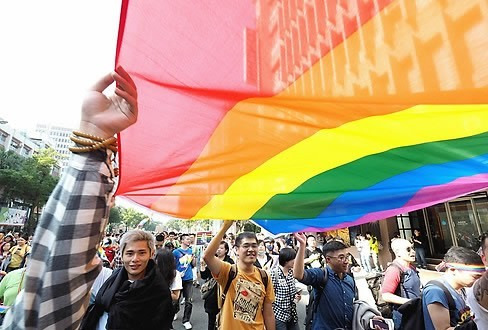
[294,233,357,330]
[380,238,421,329]
[203,221,275,330]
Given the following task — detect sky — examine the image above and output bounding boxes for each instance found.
[0,1,122,131]
[0,1,177,220]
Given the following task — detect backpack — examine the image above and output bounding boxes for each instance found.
[371,262,408,318]
[200,277,218,300]
[398,280,456,329]
[305,268,358,330]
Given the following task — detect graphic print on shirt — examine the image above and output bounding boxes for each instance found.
[458,305,474,324]
[178,253,192,268]
[233,278,263,324]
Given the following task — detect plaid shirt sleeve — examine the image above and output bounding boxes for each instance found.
[2,151,115,330]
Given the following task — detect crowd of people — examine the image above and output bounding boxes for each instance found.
[1,68,487,330]
[79,222,488,330]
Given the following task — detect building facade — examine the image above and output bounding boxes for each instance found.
[35,124,73,172]
[347,190,488,267]
[0,121,39,157]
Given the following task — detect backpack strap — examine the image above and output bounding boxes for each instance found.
[429,280,457,316]
[258,268,269,291]
[389,262,408,298]
[221,264,238,304]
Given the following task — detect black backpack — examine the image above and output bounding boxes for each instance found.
[398,280,458,329]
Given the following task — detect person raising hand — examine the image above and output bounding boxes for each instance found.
[3,66,139,330]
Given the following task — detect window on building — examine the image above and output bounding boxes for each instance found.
[0,132,7,143]
[396,213,413,240]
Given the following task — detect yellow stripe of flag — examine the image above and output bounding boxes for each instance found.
[193,104,488,220]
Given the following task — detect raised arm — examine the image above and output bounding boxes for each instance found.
[3,66,138,329]
[293,233,307,281]
[202,221,234,276]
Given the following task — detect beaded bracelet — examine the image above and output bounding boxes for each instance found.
[69,131,118,153]
[69,131,119,177]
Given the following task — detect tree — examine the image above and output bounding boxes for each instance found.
[236,220,261,233]
[0,148,59,234]
[107,206,123,232]
[120,207,148,230]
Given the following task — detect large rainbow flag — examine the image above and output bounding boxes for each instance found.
[115,0,488,234]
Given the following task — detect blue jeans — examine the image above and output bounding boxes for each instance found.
[392,309,402,329]
[181,280,193,323]
[416,248,427,268]
[276,319,300,330]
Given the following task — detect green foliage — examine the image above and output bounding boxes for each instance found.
[164,218,212,232]
[0,147,59,234]
[238,220,261,233]
[121,207,147,229]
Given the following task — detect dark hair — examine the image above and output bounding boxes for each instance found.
[279,247,297,266]
[444,246,483,265]
[323,240,347,257]
[20,234,29,241]
[169,232,176,236]
[155,248,177,285]
[180,233,189,241]
[306,235,315,239]
[235,232,258,247]
[219,241,230,253]
[155,234,165,242]
[164,242,175,250]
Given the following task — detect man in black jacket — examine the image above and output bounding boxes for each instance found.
[81,230,173,329]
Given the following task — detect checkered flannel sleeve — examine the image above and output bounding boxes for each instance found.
[2,151,115,330]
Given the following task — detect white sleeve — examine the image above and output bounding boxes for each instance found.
[170,273,183,291]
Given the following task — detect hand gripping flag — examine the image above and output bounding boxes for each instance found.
[114,0,488,234]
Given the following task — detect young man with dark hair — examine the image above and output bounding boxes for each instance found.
[203,221,275,329]
[155,233,165,250]
[173,233,196,329]
[294,233,356,330]
[423,246,484,329]
[466,232,488,327]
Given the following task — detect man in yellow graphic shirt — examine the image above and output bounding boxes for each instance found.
[204,221,275,329]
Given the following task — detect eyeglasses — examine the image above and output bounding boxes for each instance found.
[326,255,348,262]
[238,243,259,249]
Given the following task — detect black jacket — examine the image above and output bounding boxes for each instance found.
[81,260,173,329]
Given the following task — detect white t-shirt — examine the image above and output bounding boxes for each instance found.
[90,267,113,330]
[466,285,488,327]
